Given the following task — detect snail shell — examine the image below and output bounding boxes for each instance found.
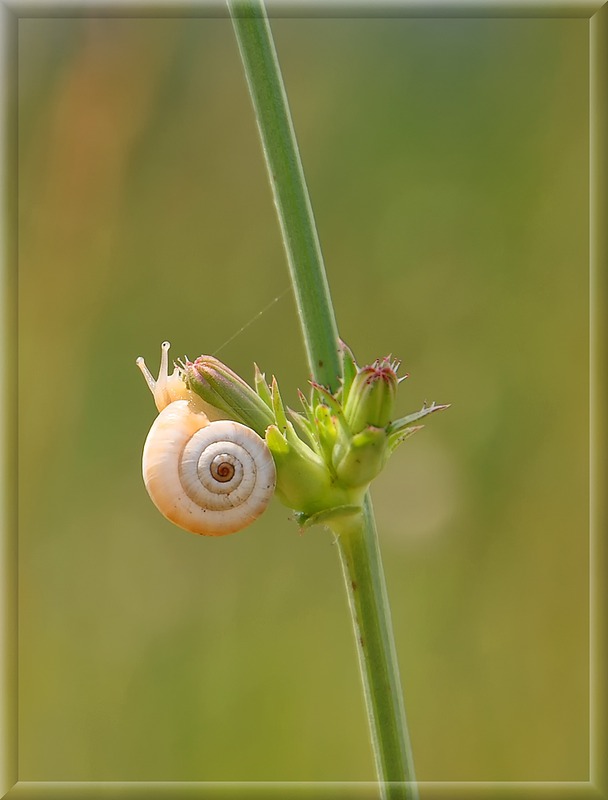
[137,342,276,536]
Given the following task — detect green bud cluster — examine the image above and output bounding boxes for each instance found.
[185,341,448,527]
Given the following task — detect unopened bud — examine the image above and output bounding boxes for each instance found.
[342,357,399,434]
[334,425,389,487]
[185,355,274,437]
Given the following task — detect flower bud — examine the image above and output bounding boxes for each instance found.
[342,357,399,434]
[184,355,274,437]
[266,424,353,517]
[334,425,389,487]
[314,403,338,460]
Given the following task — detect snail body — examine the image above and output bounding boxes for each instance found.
[137,342,276,536]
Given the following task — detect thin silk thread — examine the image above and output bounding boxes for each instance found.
[213,286,291,356]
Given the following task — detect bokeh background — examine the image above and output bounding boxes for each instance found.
[18,13,589,785]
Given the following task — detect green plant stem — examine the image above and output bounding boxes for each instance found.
[228,0,340,391]
[228,3,418,797]
[332,499,418,800]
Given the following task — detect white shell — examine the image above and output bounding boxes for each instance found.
[143,400,276,536]
[137,342,276,536]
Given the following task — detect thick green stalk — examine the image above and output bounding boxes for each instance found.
[228,3,418,797]
[332,499,418,800]
[228,0,340,391]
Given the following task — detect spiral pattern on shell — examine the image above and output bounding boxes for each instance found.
[142,399,276,536]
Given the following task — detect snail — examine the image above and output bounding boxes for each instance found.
[136,342,276,536]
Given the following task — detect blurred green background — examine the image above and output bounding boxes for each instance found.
[18,14,588,784]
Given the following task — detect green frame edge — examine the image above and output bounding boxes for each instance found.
[1,1,606,798]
